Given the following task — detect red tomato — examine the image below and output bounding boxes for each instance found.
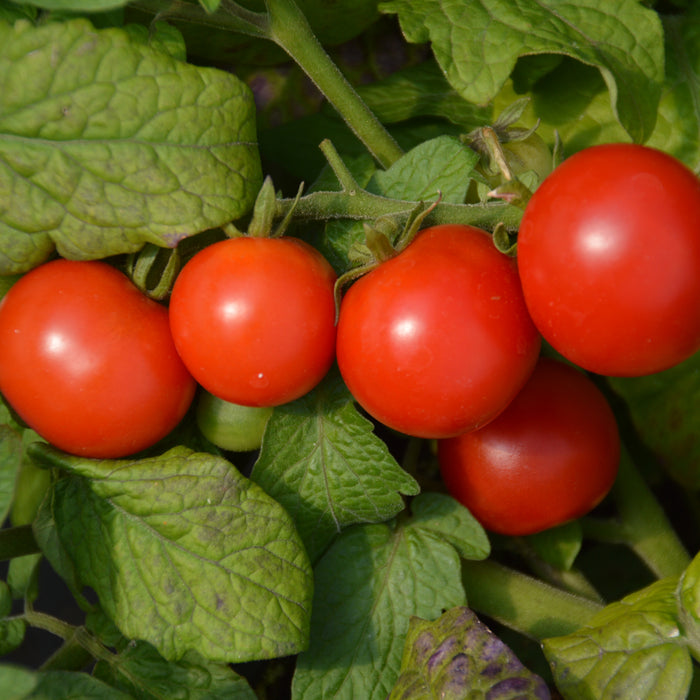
[438,358,620,536]
[336,224,541,438]
[169,236,337,407]
[0,260,196,458]
[517,143,700,377]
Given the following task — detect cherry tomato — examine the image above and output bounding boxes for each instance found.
[438,358,620,536]
[169,236,337,407]
[336,224,541,438]
[0,260,196,458]
[517,143,700,377]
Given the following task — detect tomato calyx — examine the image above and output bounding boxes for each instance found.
[463,98,555,209]
[127,244,181,300]
[332,196,440,320]
[224,175,305,240]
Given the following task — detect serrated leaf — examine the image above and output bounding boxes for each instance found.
[292,510,468,700]
[252,370,419,563]
[315,135,478,274]
[389,607,550,699]
[379,0,664,142]
[0,19,262,274]
[33,444,312,663]
[369,134,478,204]
[512,8,700,167]
[543,578,692,699]
[94,641,256,700]
[407,492,490,561]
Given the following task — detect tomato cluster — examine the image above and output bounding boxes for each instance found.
[1,143,698,535]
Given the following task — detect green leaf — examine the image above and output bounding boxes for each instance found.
[676,550,700,662]
[123,21,188,62]
[23,670,133,699]
[94,641,257,700]
[514,59,629,156]
[646,10,700,169]
[0,2,36,23]
[0,423,22,525]
[0,580,26,656]
[526,521,583,572]
[543,577,692,699]
[32,444,313,663]
[7,553,41,603]
[131,0,380,65]
[356,60,492,130]
[198,0,221,13]
[0,664,38,699]
[291,497,469,700]
[252,370,419,563]
[389,607,550,699]
[369,134,478,204]
[407,492,490,562]
[10,0,129,12]
[32,482,87,607]
[379,0,664,142]
[314,135,478,274]
[0,615,25,656]
[607,352,700,489]
[0,19,262,274]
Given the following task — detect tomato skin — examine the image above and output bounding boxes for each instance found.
[517,143,700,377]
[336,224,541,439]
[169,236,337,407]
[196,390,272,452]
[0,260,196,458]
[438,358,620,536]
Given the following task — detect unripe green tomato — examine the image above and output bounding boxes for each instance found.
[196,390,272,452]
[501,131,553,183]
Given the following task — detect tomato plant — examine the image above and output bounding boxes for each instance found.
[169,235,337,407]
[0,260,196,458]
[517,143,700,377]
[438,357,621,536]
[2,2,700,698]
[336,224,541,438]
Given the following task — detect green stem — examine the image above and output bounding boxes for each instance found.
[128,0,269,38]
[24,610,115,667]
[461,559,603,641]
[262,0,403,168]
[612,445,690,579]
[0,525,41,561]
[129,0,403,168]
[275,188,523,231]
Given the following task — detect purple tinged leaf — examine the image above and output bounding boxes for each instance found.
[389,607,551,699]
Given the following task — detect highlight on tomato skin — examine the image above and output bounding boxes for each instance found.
[0,259,197,459]
[517,142,700,378]
[336,223,541,439]
[437,357,621,537]
[169,235,337,408]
